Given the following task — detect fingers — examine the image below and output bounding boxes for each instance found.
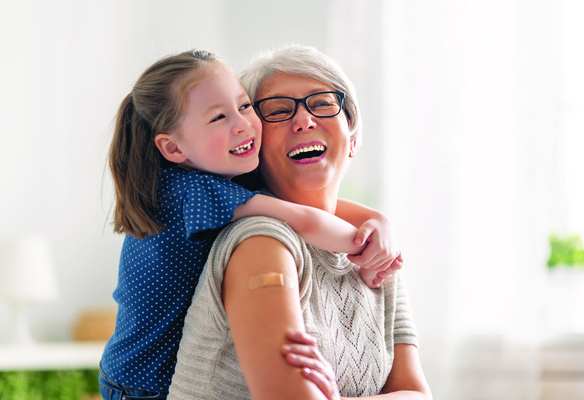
[353,222,374,246]
[285,330,317,345]
[359,268,381,289]
[283,350,327,371]
[301,367,339,400]
[359,252,404,287]
[348,241,398,269]
[281,333,340,400]
[350,251,403,272]
[389,253,403,272]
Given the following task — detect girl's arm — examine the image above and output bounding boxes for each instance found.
[232,194,365,255]
[335,198,383,232]
[222,235,328,400]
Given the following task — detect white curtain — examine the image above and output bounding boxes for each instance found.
[328,0,583,398]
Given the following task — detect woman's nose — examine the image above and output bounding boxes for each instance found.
[292,104,316,133]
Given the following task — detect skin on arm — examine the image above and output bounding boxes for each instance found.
[282,338,431,400]
[335,198,383,232]
[232,194,366,255]
[375,344,433,400]
[222,235,328,400]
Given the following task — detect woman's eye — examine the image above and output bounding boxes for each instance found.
[266,107,292,117]
[311,101,335,108]
[210,114,225,123]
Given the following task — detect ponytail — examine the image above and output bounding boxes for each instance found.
[109,94,164,238]
[108,49,221,239]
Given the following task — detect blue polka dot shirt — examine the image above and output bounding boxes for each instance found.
[100,168,258,392]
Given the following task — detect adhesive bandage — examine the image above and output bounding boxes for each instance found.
[248,273,295,290]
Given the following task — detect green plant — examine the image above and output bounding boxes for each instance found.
[0,369,99,400]
[547,234,584,268]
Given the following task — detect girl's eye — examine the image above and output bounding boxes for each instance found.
[210,114,225,123]
[240,103,252,111]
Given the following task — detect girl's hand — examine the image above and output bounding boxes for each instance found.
[358,253,403,288]
[281,331,340,400]
[347,215,402,287]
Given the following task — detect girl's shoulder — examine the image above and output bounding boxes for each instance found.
[159,168,233,191]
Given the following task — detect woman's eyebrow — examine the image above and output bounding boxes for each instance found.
[262,87,332,98]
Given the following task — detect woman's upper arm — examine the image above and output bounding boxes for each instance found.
[222,235,327,400]
[380,344,432,399]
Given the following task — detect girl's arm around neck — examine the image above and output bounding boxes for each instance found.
[233,194,365,254]
[222,235,328,400]
[335,198,385,228]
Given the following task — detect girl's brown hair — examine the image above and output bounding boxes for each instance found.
[109,49,221,239]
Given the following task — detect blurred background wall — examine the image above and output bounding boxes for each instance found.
[1,1,583,399]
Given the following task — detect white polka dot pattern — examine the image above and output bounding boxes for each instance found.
[100,168,258,392]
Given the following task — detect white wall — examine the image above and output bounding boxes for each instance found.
[0,0,232,340]
[0,0,351,339]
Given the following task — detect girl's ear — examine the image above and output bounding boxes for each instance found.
[155,133,188,164]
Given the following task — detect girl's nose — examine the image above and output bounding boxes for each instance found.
[233,114,252,134]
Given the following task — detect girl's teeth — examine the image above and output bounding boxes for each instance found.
[230,140,253,155]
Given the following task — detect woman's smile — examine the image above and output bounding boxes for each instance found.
[257,73,353,203]
[286,141,327,163]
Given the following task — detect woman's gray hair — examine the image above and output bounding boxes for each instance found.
[240,44,363,152]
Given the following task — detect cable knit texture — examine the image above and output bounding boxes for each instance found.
[168,216,418,400]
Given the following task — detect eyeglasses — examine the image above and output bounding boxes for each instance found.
[253,91,346,123]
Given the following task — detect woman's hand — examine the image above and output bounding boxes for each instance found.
[347,215,403,288]
[281,331,340,400]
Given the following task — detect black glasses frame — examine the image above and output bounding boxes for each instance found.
[253,91,346,123]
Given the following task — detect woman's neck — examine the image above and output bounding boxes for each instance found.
[268,185,338,214]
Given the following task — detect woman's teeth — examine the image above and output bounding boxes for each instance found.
[230,140,253,155]
[287,144,326,159]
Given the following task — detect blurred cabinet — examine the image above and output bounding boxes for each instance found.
[454,334,584,400]
[0,341,105,371]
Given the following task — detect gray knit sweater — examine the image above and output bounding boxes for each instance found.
[168,216,418,399]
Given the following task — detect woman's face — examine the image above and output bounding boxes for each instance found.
[256,73,355,206]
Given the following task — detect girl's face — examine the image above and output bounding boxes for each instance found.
[165,65,262,180]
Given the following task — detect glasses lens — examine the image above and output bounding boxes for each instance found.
[258,98,296,122]
[306,92,342,117]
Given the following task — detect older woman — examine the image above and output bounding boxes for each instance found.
[168,45,432,400]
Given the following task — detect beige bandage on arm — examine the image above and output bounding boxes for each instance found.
[248,273,295,290]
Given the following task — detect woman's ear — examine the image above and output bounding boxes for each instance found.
[349,138,357,158]
[154,133,188,164]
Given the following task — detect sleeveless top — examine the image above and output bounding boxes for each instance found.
[168,216,419,399]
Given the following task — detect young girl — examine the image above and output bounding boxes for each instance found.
[100,49,401,399]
